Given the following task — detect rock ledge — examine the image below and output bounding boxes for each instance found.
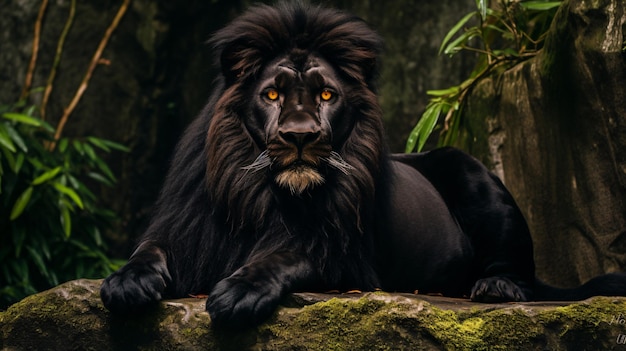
[2,279,626,350]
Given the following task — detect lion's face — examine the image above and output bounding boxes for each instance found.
[242,54,355,195]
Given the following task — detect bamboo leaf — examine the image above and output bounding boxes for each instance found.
[0,124,16,152]
[3,123,27,152]
[60,196,76,212]
[426,86,461,97]
[2,112,42,127]
[52,182,84,209]
[439,11,478,55]
[91,227,103,246]
[58,138,69,153]
[60,205,72,238]
[32,166,62,185]
[484,24,509,35]
[87,137,111,152]
[40,120,55,133]
[23,104,37,117]
[2,146,17,172]
[94,157,116,182]
[49,271,59,286]
[15,153,25,174]
[441,104,464,147]
[10,186,33,220]
[100,139,130,152]
[87,172,115,187]
[28,157,46,170]
[4,111,53,133]
[32,233,51,260]
[83,143,97,161]
[520,1,562,11]
[405,102,444,153]
[66,173,81,190]
[26,246,49,278]
[443,27,481,56]
[476,0,488,20]
[72,140,84,155]
[418,103,443,152]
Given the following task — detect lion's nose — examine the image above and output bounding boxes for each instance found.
[279,130,321,149]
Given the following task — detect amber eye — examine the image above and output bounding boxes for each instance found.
[266,89,279,101]
[320,90,333,101]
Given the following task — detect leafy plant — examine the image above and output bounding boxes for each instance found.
[0,0,131,309]
[0,101,128,308]
[406,0,562,153]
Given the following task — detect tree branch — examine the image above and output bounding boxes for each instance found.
[20,0,49,101]
[41,0,76,120]
[49,0,131,150]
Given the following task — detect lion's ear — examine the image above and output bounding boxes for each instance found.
[219,41,263,84]
[219,42,244,83]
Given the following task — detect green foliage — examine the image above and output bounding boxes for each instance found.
[0,100,127,309]
[406,0,562,153]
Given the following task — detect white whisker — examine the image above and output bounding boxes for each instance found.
[324,151,354,175]
[242,150,272,173]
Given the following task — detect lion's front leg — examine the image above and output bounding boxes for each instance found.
[207,252,316,328]
[100,242,171,313]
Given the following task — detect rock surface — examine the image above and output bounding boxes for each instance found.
[3,279,626,350]
[462,0,626,287]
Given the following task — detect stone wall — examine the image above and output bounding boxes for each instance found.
[462,0,626,287]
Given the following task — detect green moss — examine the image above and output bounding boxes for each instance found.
[260,296,411,350]
[5,281,626,350]
[259,296,626,350]
[261,294,543,350]
[536,297,626,348]
[479,308,544,350]
[418,308,485,350]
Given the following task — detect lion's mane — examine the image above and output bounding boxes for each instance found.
[143,2,387,297]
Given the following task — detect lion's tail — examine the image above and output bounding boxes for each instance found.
[534,272,626,301]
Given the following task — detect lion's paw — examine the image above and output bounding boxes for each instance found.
[470,276,528,302]
[206,275,281,328]
[100,263,167,314]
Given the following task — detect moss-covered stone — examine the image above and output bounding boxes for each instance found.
[3,280,626,350]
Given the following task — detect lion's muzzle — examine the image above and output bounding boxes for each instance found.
[277,109,322,153]
[278,129,321,154]
[273,111,328,195]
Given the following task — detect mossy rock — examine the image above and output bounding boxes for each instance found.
[2,279,626,350]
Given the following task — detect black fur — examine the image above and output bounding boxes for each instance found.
[101,2,626,329]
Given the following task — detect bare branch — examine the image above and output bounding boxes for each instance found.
[41,0,76,120]
[20,0,49,101]
[49,0,131,150]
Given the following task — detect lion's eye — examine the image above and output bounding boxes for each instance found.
[266,89,279,101]
[320,90,333,101]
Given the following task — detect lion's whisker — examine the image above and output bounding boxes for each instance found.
[242,150,272,173]
[243,150,352,177]
[324,151,354,175]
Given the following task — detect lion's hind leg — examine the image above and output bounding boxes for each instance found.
[393,147,536,302]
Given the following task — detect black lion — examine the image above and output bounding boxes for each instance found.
[101,2,626,328]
